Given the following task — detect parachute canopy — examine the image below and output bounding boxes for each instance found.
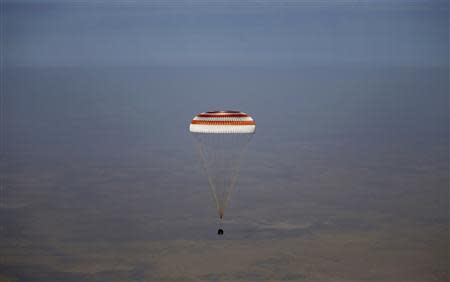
[189,111,256,134]
[190,111,255,220]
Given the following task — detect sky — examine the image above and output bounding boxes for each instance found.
[3,0,448,67]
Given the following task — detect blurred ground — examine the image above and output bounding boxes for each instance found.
[0,66,448,281]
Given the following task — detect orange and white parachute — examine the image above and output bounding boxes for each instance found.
[189,111,256,134]
[190,111,255,221]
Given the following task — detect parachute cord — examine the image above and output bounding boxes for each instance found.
[222,134,253,211]
[195,141,221,214]
[193,132,254,220]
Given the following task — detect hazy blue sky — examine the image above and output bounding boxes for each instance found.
[4,0,448,67]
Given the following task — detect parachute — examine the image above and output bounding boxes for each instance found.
[190,111,255,223]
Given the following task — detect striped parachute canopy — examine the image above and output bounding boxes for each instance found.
[189,110,255,134]
[190,111,255,222]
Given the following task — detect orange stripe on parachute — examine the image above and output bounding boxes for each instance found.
[191,120,255,126]
[197,114,249,118]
